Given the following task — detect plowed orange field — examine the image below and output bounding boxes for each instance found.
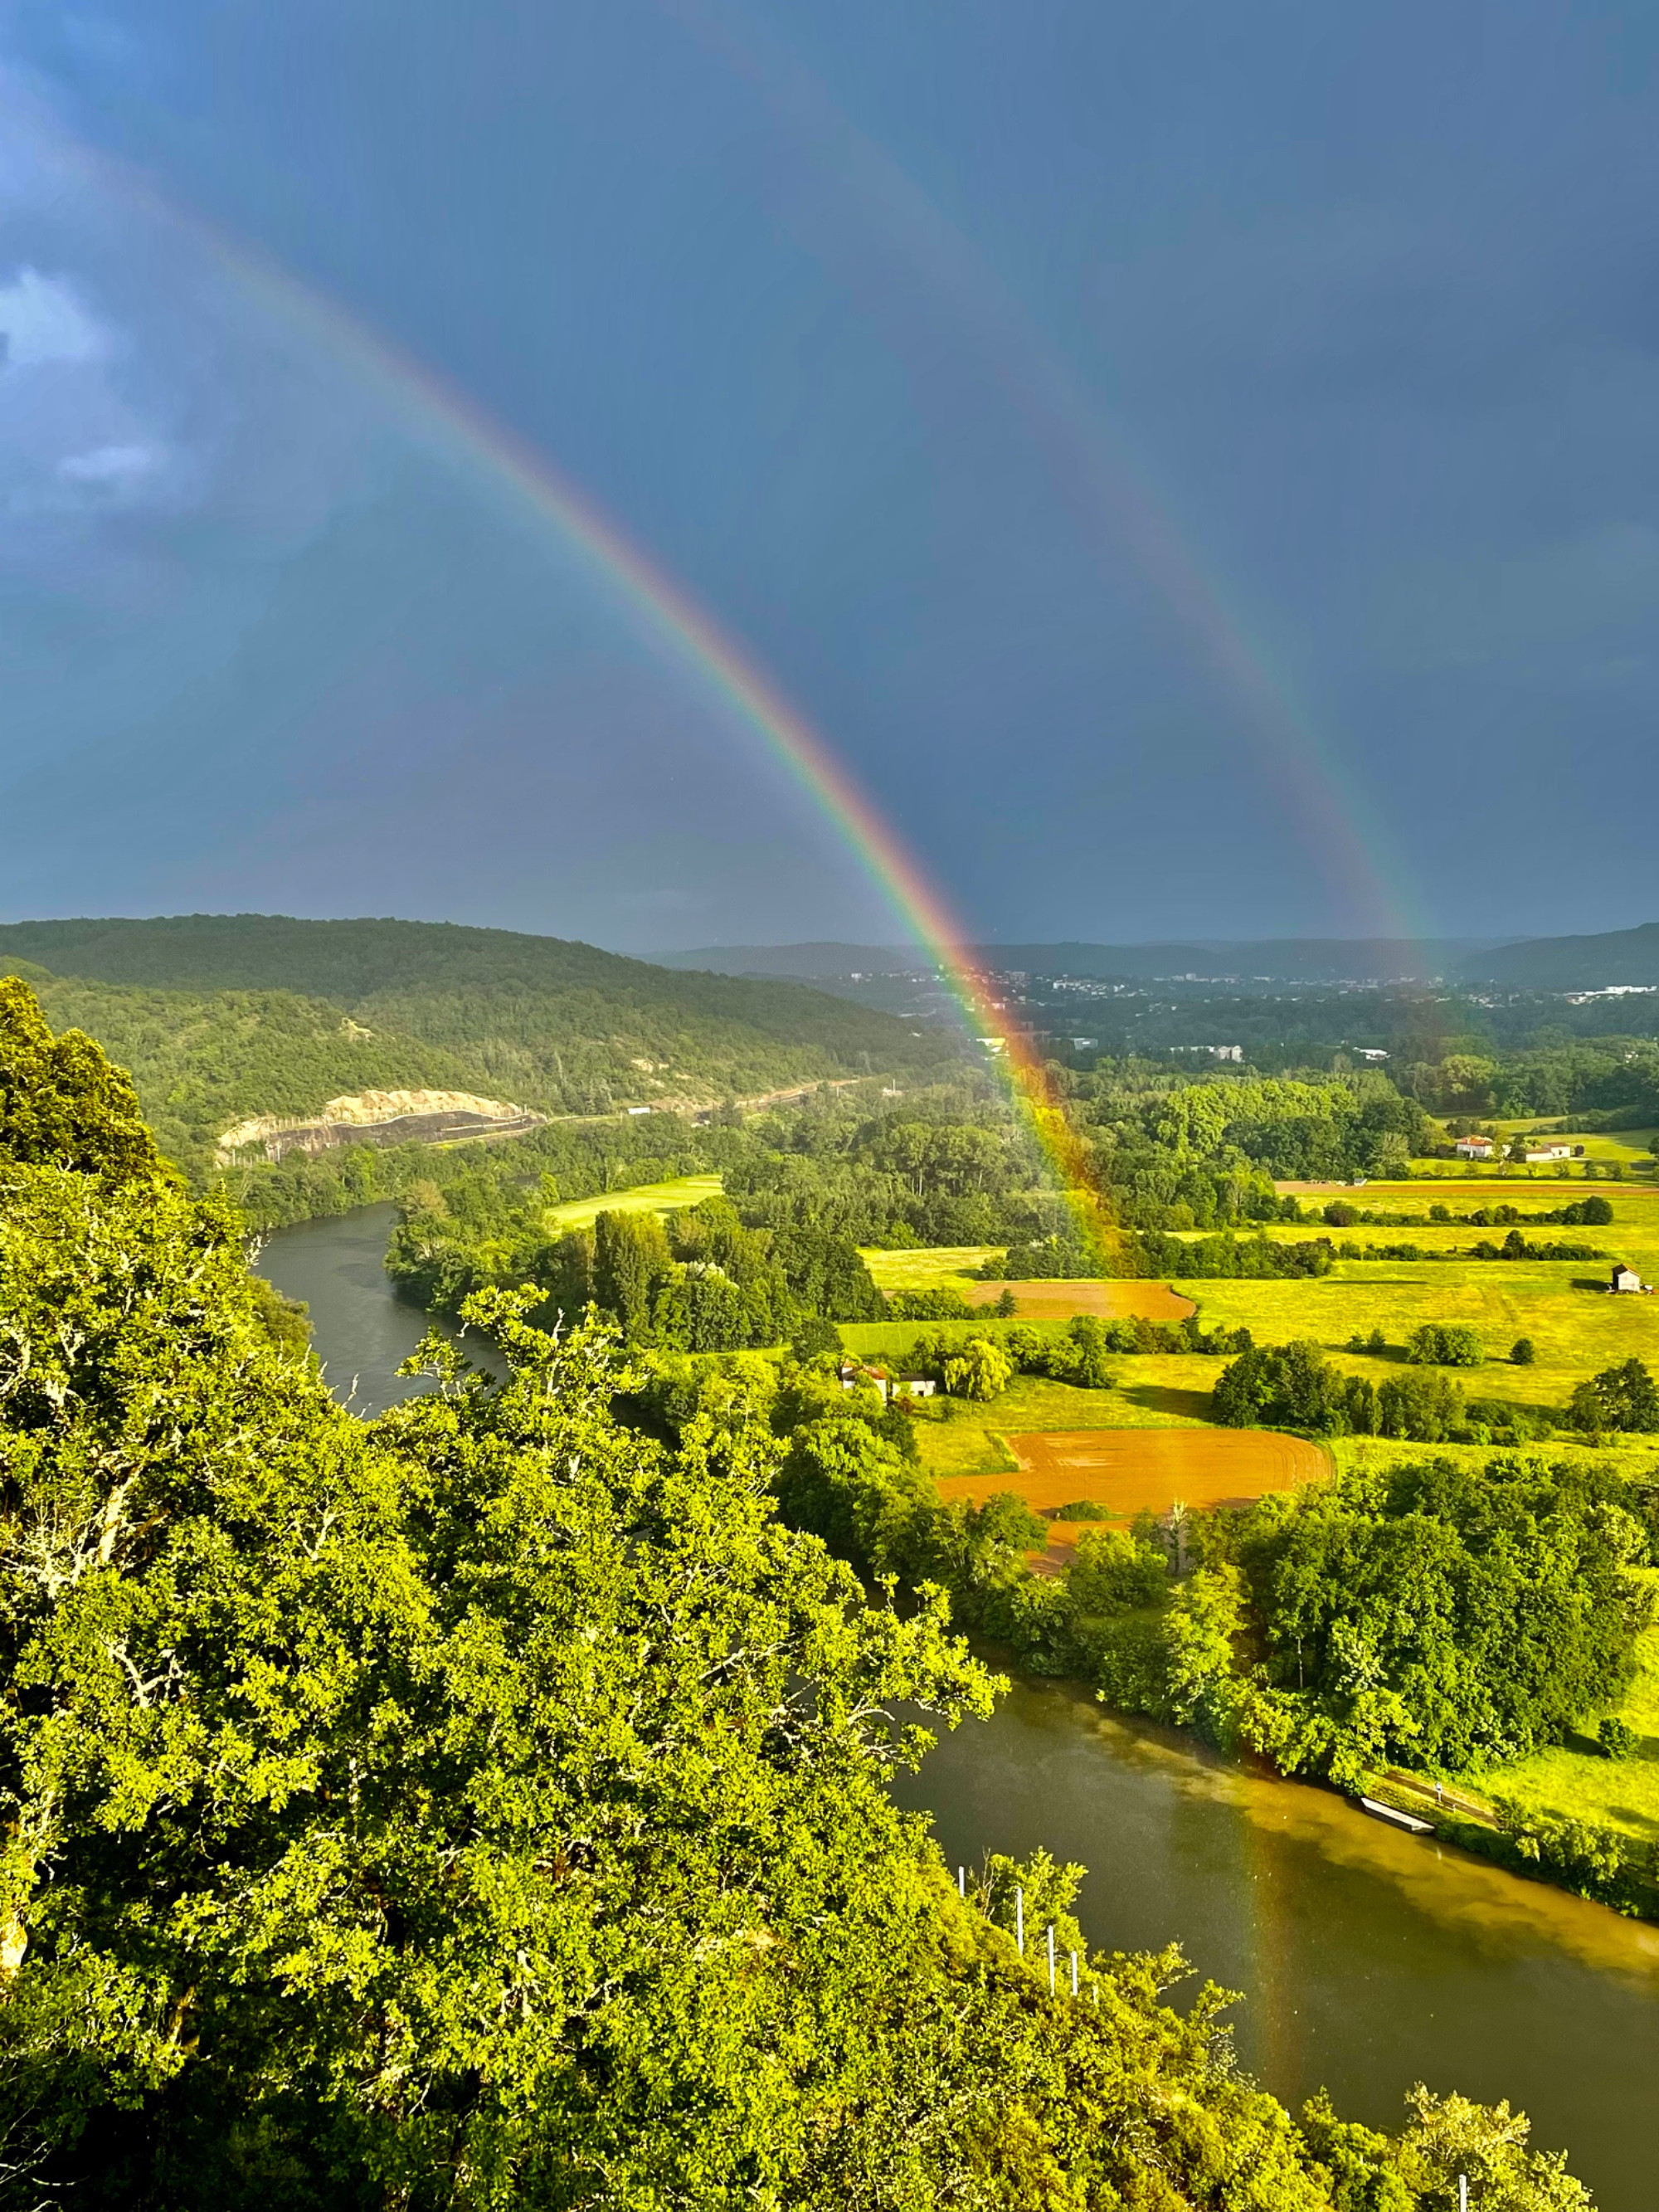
[963,1279,1194,1321]
[936,1427,1328,1528]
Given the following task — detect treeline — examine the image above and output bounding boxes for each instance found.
[1211,1336,1659,1445]
[390,1193,886,1352]
[369,1082,1098,1337]
[1318,1196,1614,1227]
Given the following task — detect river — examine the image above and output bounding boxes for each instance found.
[259,1206,1659,2206]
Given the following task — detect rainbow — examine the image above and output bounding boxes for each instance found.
[21,110,1118,1254]
[669,0,1433,949]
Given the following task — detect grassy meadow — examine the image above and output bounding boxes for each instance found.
[1464,1584,1659,1842]
[858,1246,1000,1291]
[543,1172,723,1234]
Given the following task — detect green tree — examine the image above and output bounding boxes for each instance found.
[941,1334,1014,1401]
[592,1206,673,1334]
[1407,1323,1484,1367]
[0,978,157,1180]
[1574,1357,1659,1434]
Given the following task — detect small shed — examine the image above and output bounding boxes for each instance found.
[1611,1263,1643,1294]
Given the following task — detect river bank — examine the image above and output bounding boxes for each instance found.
[258,1205,1659,2210]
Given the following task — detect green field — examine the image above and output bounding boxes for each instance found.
[1462,1576,1659,1844]
[543,1173,723,1233]
[858,1245,1000,1291]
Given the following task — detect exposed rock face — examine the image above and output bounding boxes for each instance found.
[216,1090,543,1166]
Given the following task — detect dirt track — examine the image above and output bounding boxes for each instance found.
[963,1279,1195,1321]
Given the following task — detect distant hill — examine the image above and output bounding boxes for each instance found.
[1458,923,1659,991]
[657,937,1502,983]
[651,943,922,978]
[0,916,958,1180]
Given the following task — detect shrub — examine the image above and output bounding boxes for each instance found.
[1511,1337,1536,1366]
[1598,1716,1636,1761]
[888,1287,974,1321]
[1407,1323,1484,1367]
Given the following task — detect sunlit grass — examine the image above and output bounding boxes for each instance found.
[1467,1577,1659,1842]
[858,1245,1000,1291]
[543,1172,723,1233]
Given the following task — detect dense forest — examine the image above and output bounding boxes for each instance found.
[0,979,1599,2205]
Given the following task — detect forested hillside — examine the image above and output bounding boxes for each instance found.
[1461,922,1659,990]
[0,916,957,1182]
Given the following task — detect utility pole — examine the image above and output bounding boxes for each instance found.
[957,1866,966,1898]
[1458,2178,1467,2212]
[1015,1887,1024,1955]
[1047,1925,1056,1993]
[1070,1949,1078,1996]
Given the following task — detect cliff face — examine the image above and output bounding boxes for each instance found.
[216,1089,542,1165]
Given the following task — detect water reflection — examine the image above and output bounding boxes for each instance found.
[895,1678,1659,2210]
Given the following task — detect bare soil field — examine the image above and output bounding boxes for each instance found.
[964,1279,1195,1321]
[936,1426,1329,1547]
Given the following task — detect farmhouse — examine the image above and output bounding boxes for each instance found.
[1524,1140,1586,1162]
[1609,1264,1646,1294]
[1455,1133,1496,1158]
[839,1361,937,1400]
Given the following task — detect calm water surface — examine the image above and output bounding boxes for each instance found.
[255,1203,503,1415]
[261,1206,1659,2209]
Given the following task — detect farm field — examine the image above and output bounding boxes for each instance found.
[1012,1425,1325,1516]
[966,1279,1195,1320]
[858,1245,1001,1290]
[933,1425,1330,1568]
[865,1188,1659,1498]
[902,1362,1231,1480]
[544,1172,722,1233]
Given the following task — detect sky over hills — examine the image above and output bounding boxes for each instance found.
[0,2,1655,951]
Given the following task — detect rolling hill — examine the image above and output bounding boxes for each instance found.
[657,937,1502,982]
[1458,922,1659,991]
[0,916,960,1182]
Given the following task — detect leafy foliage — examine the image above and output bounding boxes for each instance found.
[0,977,157,1180]
[1569,1358,1659,1435]
[1407,1324,1486,1367]
[3,915,957,1185]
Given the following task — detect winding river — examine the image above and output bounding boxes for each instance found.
[259,1207,1659,2207]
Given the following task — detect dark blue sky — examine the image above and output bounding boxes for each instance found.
[1,1,1654,951]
